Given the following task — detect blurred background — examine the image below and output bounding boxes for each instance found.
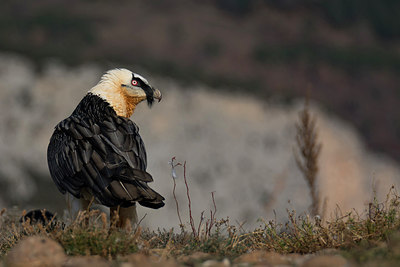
[0,0,400,229]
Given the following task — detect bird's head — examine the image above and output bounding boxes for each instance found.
[89,68,162,117]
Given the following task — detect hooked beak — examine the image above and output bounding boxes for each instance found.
[153,88,162,102]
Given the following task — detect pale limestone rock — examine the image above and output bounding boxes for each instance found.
[234,251,290,265]
[300,255,348,267]
[63,255,110,267]
[5,236,66,267]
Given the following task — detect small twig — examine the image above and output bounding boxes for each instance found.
[169,158,219,239]
[170,157,183,229]
[173,179,183,226]
[197,211,205,237]
[87,197,95,211]
[183,161,197,237]
[235,220,247,233]
[137,213,147,227]
[207,191,217,234]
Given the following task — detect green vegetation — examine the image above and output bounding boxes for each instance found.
[1,189,400,264]
[1,103,400,265]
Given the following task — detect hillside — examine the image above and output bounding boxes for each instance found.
[0,0,400,162]
[0,53,399,229]
[1,2,400,265]
[2,53,400,266]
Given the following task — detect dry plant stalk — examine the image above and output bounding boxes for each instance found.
[2,187,400,258]
[170,157,183,229]
[182,161,197,236]
[169,157,217,239]
[294,97,322,216]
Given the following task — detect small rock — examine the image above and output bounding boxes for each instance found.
[202,259,226,267]
[300,255,348,267]
[63,255,110,267]
[235,251,290,265]
[121,253,178,267]
[285,253,309,265]
[222,258,230,266]
[388,231,400,255]
[178,252,212,264]
[316,249,340,256]
[5,236,66,267]
[120,253,151,265]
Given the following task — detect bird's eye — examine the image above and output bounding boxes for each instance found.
[131,80,138,86]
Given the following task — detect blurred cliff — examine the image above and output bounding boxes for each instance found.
[1,0,400,229]
[1,0,400,160]
[0,54,399,229]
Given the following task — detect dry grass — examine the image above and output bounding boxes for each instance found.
[0,209,140,259]
[2,180,400,264]
[2,154,400,264]
[252,186,400,253]
[1,105,400,265]
[294,96,322,216]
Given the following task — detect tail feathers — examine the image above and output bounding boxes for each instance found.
[118,168,153,183]
[139,199,165,209]
[108,179,165,209]
[139,190,165,209]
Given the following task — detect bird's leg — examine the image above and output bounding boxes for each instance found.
[65,193,91,224]
[80,198,92,211]
[119,204,138,230]
[110,204,138,230]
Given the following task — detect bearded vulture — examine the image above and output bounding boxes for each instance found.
[47,68,164,228]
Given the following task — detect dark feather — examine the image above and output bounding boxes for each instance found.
[47,93,165,208]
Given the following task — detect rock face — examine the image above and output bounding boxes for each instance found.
[5,236,66,267]
[0,53,400,229]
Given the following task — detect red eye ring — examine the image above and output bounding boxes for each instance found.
[131,80,138,86]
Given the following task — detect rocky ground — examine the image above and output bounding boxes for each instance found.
[3,236,351,267]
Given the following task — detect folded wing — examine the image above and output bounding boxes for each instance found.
[47,113,164,209]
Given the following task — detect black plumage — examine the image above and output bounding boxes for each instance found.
[47,93,165,209]
[20,209,56,225]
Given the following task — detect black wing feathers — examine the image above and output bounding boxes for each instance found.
[47,94,164,208]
